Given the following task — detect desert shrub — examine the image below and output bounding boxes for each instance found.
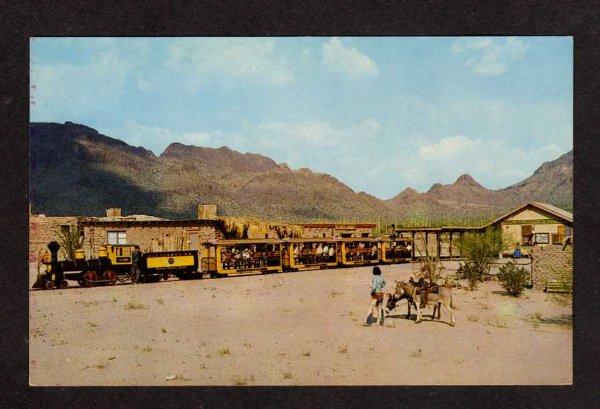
[498,261,529,296]
[462,262,484,291]
[456,228,506,286]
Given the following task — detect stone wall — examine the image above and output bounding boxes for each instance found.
[29,215,79,261]
[82,224,221,258]
[531,244,573,290]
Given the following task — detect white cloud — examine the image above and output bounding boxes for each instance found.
[418,135,479,159]
[411,135,565,188]
[322,37,378,78]
[452,37,527,76]
[165,38,294,87]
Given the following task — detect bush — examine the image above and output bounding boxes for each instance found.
[498,261,529,296]
[456,228,506,288]
[462,262,484,291]
[55,224,84,261]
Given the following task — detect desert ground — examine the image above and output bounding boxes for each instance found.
[29,261,572,386]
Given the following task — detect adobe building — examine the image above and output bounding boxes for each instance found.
[79,218,224,258]
[485,202,573,253]
[29,205,225,260]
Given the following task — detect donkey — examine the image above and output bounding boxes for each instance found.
[392,280,456,326]
[386,280,419,319]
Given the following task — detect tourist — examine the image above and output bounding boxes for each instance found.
[370,243,378,260]
[365,266,386,326]
[322,244,329,260]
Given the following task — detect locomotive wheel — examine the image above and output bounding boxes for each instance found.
[83,270,98,287]
[103,270,118,285]
[60,280,69,289]
[45,280,55,290]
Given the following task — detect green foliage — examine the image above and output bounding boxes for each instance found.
[498,261,530,296]
[55,224,84,261]
[461,262,485,291]
[456,228,506,277]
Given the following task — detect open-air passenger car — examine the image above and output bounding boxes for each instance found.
[378,235,413,263]
[201,239,284,277]
[282,238,338,271]
[338,237,380,266]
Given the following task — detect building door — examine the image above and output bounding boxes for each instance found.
[521,225,533,245]
[553,224,566,244]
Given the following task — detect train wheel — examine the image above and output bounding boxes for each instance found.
[45,280,55,290]
[60,280,69,289]
[103,270,118,285]
[83,270,98,287]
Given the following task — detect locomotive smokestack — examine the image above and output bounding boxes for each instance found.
[47,241,60,263]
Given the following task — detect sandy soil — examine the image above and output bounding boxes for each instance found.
[29,261,572,385]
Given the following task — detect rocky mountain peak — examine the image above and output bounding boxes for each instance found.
[453,173,482,187]
[399,187,419,197]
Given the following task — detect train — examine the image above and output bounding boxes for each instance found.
[33,241,199,290]
[33,236,413,289]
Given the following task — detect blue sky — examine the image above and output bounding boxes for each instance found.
[30,37,572,199]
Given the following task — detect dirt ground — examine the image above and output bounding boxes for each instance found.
[29,261,572,386]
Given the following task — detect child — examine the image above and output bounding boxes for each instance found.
[365,266,386,326]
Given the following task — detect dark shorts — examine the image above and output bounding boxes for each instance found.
[371,292,384,303]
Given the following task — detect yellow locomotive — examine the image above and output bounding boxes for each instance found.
[34,241,199,290]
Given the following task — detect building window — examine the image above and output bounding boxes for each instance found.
[361,232,370,238]
[534,233,549,244]
[107,231,127,245]
[60,225,70,236]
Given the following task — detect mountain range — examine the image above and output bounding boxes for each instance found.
[30,122,573,224]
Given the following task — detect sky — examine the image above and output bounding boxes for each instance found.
[30,37,573,199]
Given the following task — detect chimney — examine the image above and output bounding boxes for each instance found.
[198,204,217,220]
[106,207,122,218]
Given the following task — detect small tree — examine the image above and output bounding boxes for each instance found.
[55,225,84,261]
[498,261,529,296]
[456,228,506,290]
